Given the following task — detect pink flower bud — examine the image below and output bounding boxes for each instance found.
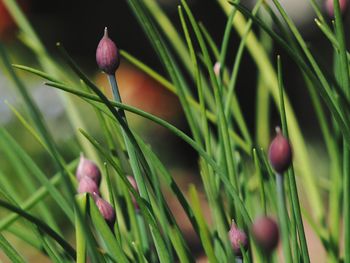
[96,27,120,74]
[93,193,116,228]
[268,127,292,174]
[326,0,348,18]
[76,154,101,186]
[252,216,279,254]
[127,176,139,210]
[213,62,221,77]
[78,176,100,196]
[228,220,248,255]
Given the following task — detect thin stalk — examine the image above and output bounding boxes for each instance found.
[333,0,350,261]
[107,73,150,253]
[178,6,230,258]
[277,57,310,263]
[344,145,350,263]
[75,194,87,263]
[255,8,273,150]
[218,0,325,223]
[275,173,292,263]
[253,149,266,214]
[107,74,149,202]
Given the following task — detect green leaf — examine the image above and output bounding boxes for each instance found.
[88,195,129,263]
[188,185,217,263]
[0,234,26,263]
[0,128,74,222]
[0,199,76,259]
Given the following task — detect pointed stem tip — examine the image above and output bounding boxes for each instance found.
[275,126,281,134]
[104,27,108,37]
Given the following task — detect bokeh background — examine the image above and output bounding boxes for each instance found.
[0,0,349,261]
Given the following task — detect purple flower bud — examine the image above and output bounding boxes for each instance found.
[127,176,139,210]
[76,154,101,186]
[228,220,248,255]
[93,193,116,228]
[326,0,348,18]
[96,27,120,74]
[252,216,279,254]
[268,127,292,174]
[78,176,100,196]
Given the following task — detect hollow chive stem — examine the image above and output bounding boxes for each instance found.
[276,173,292,263]
[97,28,151,253]
[75,194,87,263]
[106,73,149,201]
[107,74,124,118]
[96,27,149,202]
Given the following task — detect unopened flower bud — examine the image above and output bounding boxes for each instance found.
[268,127,292,174]
[326,0,348,18]
[228,220,248,256]
[78,176,100,195]
[96,27,120,74]
[127,176,139,210]
[252,216,279,254]
[76,154,101,186]
[214,62,221,77]
[93,193,116,228]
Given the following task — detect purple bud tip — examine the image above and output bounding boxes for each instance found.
[96,27,120,75]
[268,127,292,174]
[326,0,348,17]
[78,176,100,195]
[76,154,101,186]
[228,220,248,255]
[94,194,116,228]
[252,216,279,254]
[127,176,139,210]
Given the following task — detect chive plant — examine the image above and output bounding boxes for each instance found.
[0,0,349,262]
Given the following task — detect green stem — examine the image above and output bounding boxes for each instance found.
[75,194,87,263]
[278,57,310,263]
[218,0,324,223]
[107,74,149,202]
[344,143,350,263]
[276,173,292,263]
[106,73,150,253]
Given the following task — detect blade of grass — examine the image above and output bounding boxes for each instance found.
[75,194,88,263]
[181,0,239,195]
[333,1,350,262]
[0,128,74,222]
[0,160,77,231]
[13,63,249,154]
[0,199,76,259]
[0,234,26,263]
[197,21,252,148]
[226,1,338,224]
[188,185,218,263]
[127,0,202,146]
[2,0,100,162]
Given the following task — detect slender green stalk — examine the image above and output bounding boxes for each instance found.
[332,1,350,262]
[275,173,292,263]
[277,57,310,263]
[75,194,87,263]
[107,74,149,201]
[106,74,151,255]
[253,149,266,214]
[219,0,325,223]
[0,200,76,259]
